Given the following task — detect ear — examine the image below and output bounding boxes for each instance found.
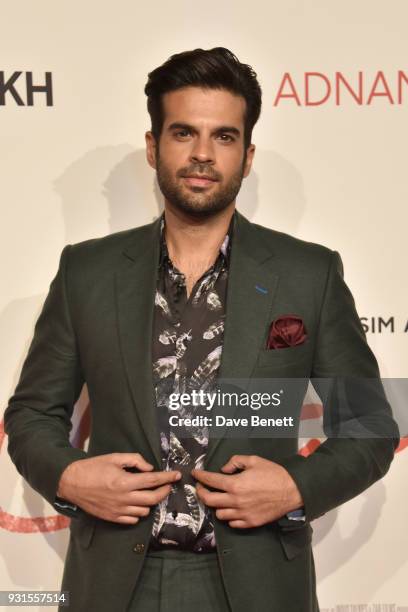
[145,131,157,170]
[243,144,256,178]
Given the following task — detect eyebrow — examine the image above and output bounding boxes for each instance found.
[167,122,241,137]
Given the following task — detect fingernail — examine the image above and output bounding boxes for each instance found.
[175,472,182,480]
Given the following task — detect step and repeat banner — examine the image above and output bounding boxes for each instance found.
[1,1,407,610]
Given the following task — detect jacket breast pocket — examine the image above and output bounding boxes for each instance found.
[256,340,312,368]
[278,523,313,560]
[69,515,97,549]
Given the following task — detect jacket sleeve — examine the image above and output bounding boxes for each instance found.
[3,245,88,512]
[277,249,400,523]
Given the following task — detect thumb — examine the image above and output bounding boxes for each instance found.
[221,455,252,473]
[109,452,154,472]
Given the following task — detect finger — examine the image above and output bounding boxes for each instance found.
[228,520,249,529]
[120,506,151,518]
[191,469,234,492]
[195,483,236,508]
[129,470,181,490]
[215,508,242,521]
[221,455,256,473]
[115,515,140,525]
[128,483,174,506]
[109,452,154,471]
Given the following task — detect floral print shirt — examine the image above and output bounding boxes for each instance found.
[149,211,234,552]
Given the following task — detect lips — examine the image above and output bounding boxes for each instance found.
[183,174,218,187]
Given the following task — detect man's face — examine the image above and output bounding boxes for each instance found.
[145,86,255,218]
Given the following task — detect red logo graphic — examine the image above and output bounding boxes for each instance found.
[273,70,408,106]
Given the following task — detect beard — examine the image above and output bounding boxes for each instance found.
[155,152,246,219]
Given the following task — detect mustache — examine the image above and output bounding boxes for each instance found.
[177,166,221,181]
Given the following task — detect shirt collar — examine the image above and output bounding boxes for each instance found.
[158,210,235,269]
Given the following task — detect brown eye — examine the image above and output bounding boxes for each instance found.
[218,134,233,142]
[175,130,190,138]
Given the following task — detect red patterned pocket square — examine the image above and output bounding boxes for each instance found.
[266,314,307,349]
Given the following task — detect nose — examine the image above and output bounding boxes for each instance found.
[189,135,215,165]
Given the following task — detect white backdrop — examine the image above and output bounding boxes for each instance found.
[1,1,407,610]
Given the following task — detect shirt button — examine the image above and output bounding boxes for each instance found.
[133,543,145,553]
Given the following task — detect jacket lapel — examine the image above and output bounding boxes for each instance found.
[115,216,163,468]
[205,211,279,464]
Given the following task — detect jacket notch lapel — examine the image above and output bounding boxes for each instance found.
[115,217,163,468]
[206,211,280,465]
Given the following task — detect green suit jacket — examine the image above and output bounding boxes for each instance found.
[4,210,400,612]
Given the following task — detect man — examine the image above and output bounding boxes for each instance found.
[4,47,400,612]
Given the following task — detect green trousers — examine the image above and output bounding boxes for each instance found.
[127,548,232,612]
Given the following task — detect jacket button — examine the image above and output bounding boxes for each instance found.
[133,543,145,553]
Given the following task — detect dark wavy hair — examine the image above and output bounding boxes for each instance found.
[144,47,262,150]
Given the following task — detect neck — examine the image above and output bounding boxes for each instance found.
[163,202,235,272]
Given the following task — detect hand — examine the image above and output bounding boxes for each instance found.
[192,454,303,529]
[57,452,181,524]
